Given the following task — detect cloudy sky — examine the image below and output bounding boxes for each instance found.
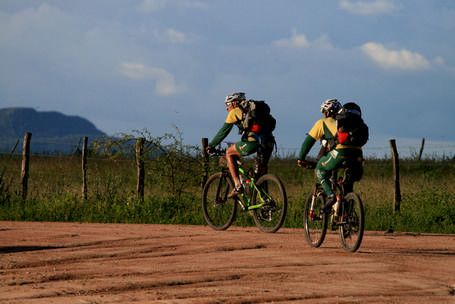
[1,0,454,156]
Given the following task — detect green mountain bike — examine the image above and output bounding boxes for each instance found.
[202,148,287,233]
[301,161,365,252]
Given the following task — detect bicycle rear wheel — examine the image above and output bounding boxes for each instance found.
[303,192,328,248]
[251,174,287,233]
[202,172,237,230]
[339,192,365,252]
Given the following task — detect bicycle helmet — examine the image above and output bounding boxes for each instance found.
[224,92,246,105]
[320,98,342,116]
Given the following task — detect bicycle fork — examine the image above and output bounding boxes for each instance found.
[309,192,318,220]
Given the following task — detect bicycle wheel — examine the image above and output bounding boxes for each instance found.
[339,192,365,252]
[303,192,328,248]
[251,174,287,233]
[202,172,237,231]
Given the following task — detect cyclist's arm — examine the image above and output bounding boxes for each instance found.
[209,123,233,148]
[298,134,316,160]
[298,119,326,160]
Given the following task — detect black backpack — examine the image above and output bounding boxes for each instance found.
[335,102,369,147]
[240,100,276,135]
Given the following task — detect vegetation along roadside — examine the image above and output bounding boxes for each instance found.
[1,130,454,234]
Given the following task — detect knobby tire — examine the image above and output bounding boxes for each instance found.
[251,174,287,233]
[202,172,237,231]
[303,192,328,248]
[339,192,365,252]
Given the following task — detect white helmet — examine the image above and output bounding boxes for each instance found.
[320,98,342,116]
[224,92,246,104]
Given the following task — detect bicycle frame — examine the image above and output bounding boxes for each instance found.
[302,160,364,251]
[202,144,287,233]
[331,168,357,218]
[235,163,270,211]
[312,169,346,223]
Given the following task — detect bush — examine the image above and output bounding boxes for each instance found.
[1,132,454,234]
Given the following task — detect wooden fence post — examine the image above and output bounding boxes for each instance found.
[81,136,88,200]
[389,139,401,212]
[201,138,209,188]
[136,138,145,201]
[418,137,425,161]
[21,132,32,201]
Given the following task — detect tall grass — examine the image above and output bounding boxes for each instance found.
[1,138,454,233]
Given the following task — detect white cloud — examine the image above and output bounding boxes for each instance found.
[433,56,454,73]
[361,42,431,71]
[273,30,333,50]
[434,56,445,66]
[0,3,74,45]
[153,28,189,44]
[273,31,309,49]
[312,35,334,50]
[120,63,184,96]
[165,28,187,44]
[339,0,397,16]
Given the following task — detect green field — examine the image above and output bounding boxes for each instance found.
[1,142,454,233]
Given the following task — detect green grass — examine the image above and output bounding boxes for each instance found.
[1,154,454,233]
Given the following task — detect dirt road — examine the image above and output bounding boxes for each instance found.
[1,221,454,303]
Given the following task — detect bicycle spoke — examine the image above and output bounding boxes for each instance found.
[202,173,237,230]
[303,192,328,248]
[252,174,287,233]
[339,192,365,252]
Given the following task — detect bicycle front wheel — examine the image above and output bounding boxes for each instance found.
[251,174,287,233]
[202,172,237,231]
[339,192,365,252]
[303,192,328,248]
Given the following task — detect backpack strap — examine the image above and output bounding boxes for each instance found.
[322,121,337,150]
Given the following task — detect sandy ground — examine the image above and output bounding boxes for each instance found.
[0,221,454,304]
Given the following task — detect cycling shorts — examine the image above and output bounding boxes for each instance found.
[234,140,258,156]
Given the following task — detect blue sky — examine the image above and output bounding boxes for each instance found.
[1,0,454,157]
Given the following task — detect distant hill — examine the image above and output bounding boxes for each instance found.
[0,107,106,154]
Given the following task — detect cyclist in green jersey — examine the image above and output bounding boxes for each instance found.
[207,92,275,198]
[297,99,363,212]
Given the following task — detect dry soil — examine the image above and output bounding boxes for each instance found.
[1,221,455,303]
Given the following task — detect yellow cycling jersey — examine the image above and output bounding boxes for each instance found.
[225,107,243,124]
[308,117,336,140]
[308,117,360,150]
[225,107,257,142]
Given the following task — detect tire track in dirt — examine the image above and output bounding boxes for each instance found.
[1,221,455,303]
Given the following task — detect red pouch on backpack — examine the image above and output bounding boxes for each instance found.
[337,131,349,144]
[251,123,261,134]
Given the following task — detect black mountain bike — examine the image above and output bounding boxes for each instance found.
[202,148,287,233]
[301,161,365,252]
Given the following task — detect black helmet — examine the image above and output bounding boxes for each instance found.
[341,102,362,117]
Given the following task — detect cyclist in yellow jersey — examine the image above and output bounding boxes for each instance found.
[207,92,275,198]
[297,99,363,212]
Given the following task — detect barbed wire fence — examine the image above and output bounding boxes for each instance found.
[0,132,205,202]
[1,137,455,160]
[275,141,455,160]
[1,133,454,217]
